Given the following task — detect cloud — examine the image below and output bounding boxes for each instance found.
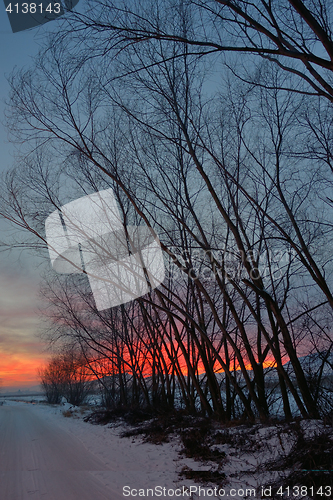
[0,256,47,387]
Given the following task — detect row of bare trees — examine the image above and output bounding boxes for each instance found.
[2,0,333,420]
[39,350,92,405]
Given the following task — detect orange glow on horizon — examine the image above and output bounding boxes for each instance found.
[86,342,279,380]
[0,352,44,388]
[0,338,280,389]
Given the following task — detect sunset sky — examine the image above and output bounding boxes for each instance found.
[0,13,53,390]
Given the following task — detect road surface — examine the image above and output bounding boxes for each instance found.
[0,403,123,500]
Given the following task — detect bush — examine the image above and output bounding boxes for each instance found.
[39,350,92,405]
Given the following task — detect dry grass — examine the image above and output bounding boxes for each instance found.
[62,409,74,418]
[179,466,226,483]
[265,421,333,497]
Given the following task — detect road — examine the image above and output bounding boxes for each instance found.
[0,403,123,500]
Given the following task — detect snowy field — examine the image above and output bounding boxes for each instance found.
[0,400,332,499]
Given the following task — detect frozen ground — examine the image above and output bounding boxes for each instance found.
[0,400,331,499]
[0,400,220,500]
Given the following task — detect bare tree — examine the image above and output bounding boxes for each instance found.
[39,349,93,406]
[39,357,66,404]
[60,349,93,406]
[43,0,333,101]
[3,0,333,421]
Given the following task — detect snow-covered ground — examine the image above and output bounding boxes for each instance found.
[0,400,331,499]
[0,400,226,499]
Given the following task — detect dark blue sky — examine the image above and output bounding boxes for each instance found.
[0,9,40,171]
